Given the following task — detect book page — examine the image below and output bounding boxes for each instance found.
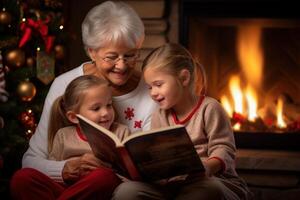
[76,115,128,176]
[124,126,204,181]
[122,125,184,144]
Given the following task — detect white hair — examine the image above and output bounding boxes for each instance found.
[82,1,145,54]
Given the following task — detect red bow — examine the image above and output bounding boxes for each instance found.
[19,18,55,53]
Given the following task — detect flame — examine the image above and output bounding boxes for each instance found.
[245,85,258,121]
[233,123,241,131]
[220,95,233,117]
[220,25,287,129]
[237,25,263,89]
[229,75,243,114]
[276,97,287,128]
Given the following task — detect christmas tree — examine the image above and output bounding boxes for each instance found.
[0,0,66,195]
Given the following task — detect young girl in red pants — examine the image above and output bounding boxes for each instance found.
[11,75,130,200]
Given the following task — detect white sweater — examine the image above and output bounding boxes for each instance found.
[22,62,157,182]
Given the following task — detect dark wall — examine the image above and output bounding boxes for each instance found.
[62,0,105,73]
[179,0,300,47]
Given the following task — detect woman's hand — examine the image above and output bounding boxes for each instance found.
[62,153,112,182]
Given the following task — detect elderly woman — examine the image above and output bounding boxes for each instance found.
[10,1,156,199]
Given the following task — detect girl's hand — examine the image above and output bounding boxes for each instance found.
[62,153,112,182]
[78,153,112,176]
[203,158,223,177]
[62,157,81,183]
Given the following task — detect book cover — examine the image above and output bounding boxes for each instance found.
[77,114,205,181]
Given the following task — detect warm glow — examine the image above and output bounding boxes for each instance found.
[276,97,287,128]
[219,24,289,130]
[229,75,243,114]
[233,123,241,131]
[245,85,258,121]
[237,25,263,89]
[221,95,233,117]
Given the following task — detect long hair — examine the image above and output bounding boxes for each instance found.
[48,75,109,153]
[82,1,145,55]
[142,43,207,95]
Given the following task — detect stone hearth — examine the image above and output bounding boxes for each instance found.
[236,149,300,200]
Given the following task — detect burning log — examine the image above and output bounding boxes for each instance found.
[280,94,300,122]
[258,93,300,131]
[231,112,269,132]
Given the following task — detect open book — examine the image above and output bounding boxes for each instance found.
[76,114,205,182]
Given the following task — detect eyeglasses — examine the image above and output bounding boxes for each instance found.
[101,51,140,65]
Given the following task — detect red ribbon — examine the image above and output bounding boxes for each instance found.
[19,18,55,53]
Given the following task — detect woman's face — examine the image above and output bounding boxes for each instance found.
[89,43,139,87]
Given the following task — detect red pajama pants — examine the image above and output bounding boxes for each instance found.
[10,167,121,200]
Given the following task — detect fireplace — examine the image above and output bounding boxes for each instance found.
[179,0,300,150]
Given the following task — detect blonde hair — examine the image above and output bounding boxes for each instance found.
[48,75,110,153]
[142,43,207,95]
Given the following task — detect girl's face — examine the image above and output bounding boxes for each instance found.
[89,43,139,87]
[79,85,115,130]
[144,67,182,110]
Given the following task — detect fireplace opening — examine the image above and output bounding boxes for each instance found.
[179,0,300,150]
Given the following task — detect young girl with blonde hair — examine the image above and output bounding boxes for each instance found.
[112,43,252,200]
[47,75,130,199]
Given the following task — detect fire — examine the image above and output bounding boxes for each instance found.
[237,25,263,89]
[220,24,288,130]
[245,85,258,122]
[276,97,287,128]
[220,95,233,117]
[229,75,243,115]
[221,75,287,130]
[233,123,241,131]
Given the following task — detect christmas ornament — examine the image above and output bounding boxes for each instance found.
[19,109,36,127]
[37,50,55,84]
[0,51,9,102]
[25,129,35,140]
[19,109,37,139]
[54,44,65,60]
[19,17,55,53]
[4,48,26,69]
[0,9,12,25]
[17,80,37,102]
[26,57,36,68]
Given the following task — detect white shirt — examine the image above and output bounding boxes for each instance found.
[22,62,157,182]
